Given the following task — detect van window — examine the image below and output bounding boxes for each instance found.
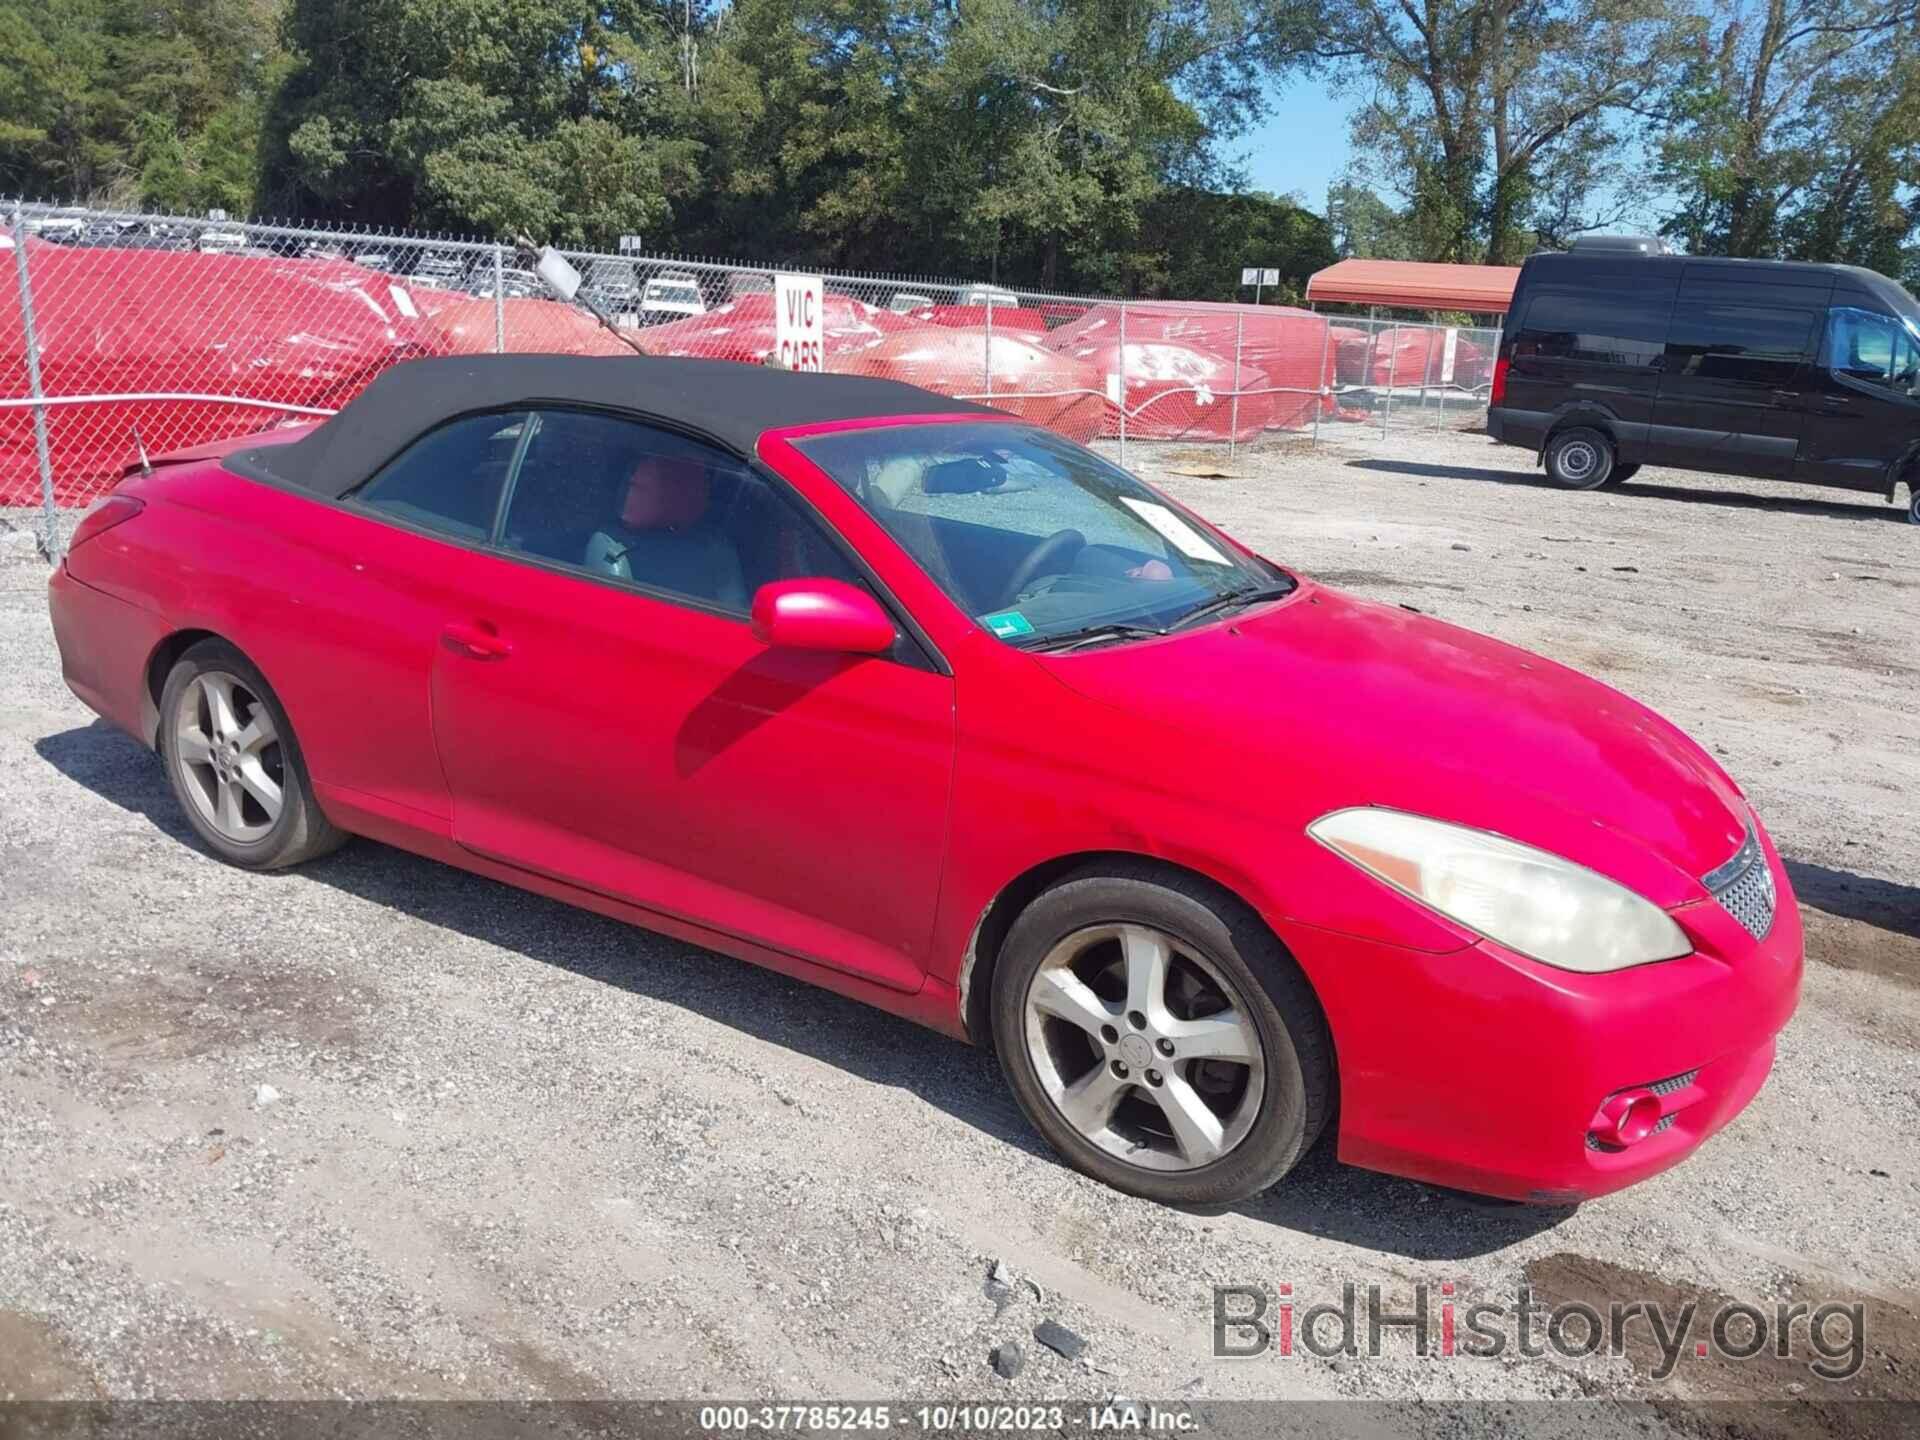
[1665,302,1815,384]
[1824,307,1920,390]
[1514,286,1669,367]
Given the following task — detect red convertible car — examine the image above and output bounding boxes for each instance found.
[48,356,1802,1206]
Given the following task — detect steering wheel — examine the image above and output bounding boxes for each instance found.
[998,528,1086,609]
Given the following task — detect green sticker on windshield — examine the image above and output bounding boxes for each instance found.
[980,609,1036,639]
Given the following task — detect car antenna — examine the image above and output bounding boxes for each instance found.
[131,424,153,477]
[514,233,652,360]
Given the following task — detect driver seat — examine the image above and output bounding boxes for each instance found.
[584,457,748,611]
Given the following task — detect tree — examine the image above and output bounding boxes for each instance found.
[1321,0,1684,263]
[1326,180,1410,258]
[0,0,282,209]
[261,1,697,242]
[1654,0,1920,271]
[677,0,1323,288]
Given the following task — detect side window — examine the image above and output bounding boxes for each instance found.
[1824,307,1918,389]
[1515,285,1671,367]
[497,409,860,615]
[1665,302,1815,384]
[355,411,528,539]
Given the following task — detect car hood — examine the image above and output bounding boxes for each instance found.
[1037,584,1749,908]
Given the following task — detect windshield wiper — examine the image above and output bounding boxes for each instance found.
[1022,621,1168,654]
[1170,581,1296,631]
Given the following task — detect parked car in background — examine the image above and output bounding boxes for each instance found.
[1490,250,1920,523]
[410,251,469,290]
[49,354,1801,1210]
[26,208,91,243]
[462,267,545,300]
[196,225,249,255]
[354,248,396,273]
[581,260,641,322]
[639,272,706,323]
[889,292,937,315]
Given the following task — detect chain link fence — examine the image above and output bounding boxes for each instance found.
[3,201,1498,557]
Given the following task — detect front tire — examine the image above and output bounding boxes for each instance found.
[157,639,346,870]
[1908,488,1919,525]
[1602,462,1640,487]
[991,865,1332,1206]
[1544,426,1615,490]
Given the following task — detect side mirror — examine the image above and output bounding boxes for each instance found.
[750,579,897,654]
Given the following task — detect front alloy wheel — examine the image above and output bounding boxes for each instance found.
[1024,924,1266,1171]
[991,866,1332,1206]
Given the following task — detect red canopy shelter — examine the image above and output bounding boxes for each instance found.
[1305,259,1519,315]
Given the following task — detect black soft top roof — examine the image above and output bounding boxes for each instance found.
[234,354,1001,499]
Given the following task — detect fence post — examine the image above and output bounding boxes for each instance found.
[492,244,506,354]
[10,202,59,561]
[1381,321,1401,440]
[1229,311,1243,458]
[984,296,994,401]
[1314,318,1331,447]
[1117,300,1128,471]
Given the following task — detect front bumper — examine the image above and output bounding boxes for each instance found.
[1284,848,1803,1203]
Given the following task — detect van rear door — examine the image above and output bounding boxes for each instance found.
[1649,266,1831,479]
[1495,256,1673,456]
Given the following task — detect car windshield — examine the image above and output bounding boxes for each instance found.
[795,421,1289,646]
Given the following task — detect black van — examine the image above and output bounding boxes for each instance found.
[1488,251,1920,523]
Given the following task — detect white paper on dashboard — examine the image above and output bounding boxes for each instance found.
[1119,498,1231,564]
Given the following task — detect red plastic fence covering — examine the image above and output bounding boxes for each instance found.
[1335,326,1489,389]
[635,292,925,365]
[414,292,635,358]
[832,328,1105,443]
[908,304,1051,335]
[1,241,443,504]
[1044,303,1342,438]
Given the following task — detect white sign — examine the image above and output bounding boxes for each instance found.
[619,234,645,253]
[775,274,825,372]
[1441,327,1460,384]
[534,247,583,301]
[1262,268,1281,286]
[1240,267,1261,286]
[1119,498,1231,565]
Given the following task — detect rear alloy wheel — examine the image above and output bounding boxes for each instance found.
[158,639,346,869]
[1544,426,1615,490]
[992,868,1331,1206]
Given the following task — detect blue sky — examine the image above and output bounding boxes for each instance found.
[1231,82,1667,235]
[1233,83,1364,211]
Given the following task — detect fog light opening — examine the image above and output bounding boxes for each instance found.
[1589,1089,1663,1149]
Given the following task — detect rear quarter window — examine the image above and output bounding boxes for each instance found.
[1515,283,1673,367]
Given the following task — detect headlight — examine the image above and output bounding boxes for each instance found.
[1308,808,1691,973]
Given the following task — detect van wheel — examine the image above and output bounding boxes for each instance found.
[1544,427,1615,490]
[1908,490,1920,525]
[1602,463,1640,487]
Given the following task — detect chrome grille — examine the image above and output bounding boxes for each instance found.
[1704,826,1776,941]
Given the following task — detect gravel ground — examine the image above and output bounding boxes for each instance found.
[1,422,1916,1428]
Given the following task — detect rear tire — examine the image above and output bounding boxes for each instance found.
[991,864,1333,1206]
[1602,462,1640,487]
[1908,489,1919,525]
[157,639,347,870]
[1544,426,1615,490]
